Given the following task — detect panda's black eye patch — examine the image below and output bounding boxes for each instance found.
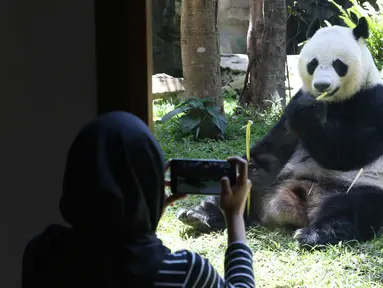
[333,59,348,77]
[307,58,318,75]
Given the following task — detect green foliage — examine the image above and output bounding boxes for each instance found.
[330,0,383,71]
[222,88,238,100]
[160,97,227,140]
[155,97,283,160]
[287,0,354,52]
[288,0,353,23]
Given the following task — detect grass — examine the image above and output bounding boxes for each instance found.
[153,96,383,288]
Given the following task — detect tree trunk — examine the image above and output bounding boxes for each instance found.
[240,0,287,109]
[180,0,223,111]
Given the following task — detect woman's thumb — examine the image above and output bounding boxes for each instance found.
[220,177,232,198]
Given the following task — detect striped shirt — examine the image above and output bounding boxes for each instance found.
[153,241,255,288]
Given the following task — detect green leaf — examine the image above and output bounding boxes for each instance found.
[216,131,224,140]
[206,105,221,118]
[173,100,190,108]
[195,127,200,139]
[188,99,206,110]
[212,113,227,134]
[200,98,215,103]
[161,106,191,122]
[179,114,201,133]
[298,40,308,47]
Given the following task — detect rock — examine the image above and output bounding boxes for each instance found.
[220,54,302,95]
[220,54,249,72]
[152,54,303,101]
[218,0,249,54]
[152,73,185,100]
[285,55,302,96]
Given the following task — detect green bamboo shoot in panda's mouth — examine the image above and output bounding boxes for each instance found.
[316,91,328,100]
[316,87,339,101]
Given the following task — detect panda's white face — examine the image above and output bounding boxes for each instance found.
[298,25,381,102]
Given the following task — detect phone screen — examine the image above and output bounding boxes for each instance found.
[170,158,237,195]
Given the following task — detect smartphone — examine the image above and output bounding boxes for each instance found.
[170,158,237,195]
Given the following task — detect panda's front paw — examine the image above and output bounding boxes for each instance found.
[285,93,323,135]
[294,220,359,248]
[293,227,324,248]
[285,93,317,119]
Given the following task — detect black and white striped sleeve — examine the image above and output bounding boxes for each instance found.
[153,241,254,288]
[154,250,190,287]
[223,241,255,287]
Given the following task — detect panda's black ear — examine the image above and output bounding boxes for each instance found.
[306,18,321,40]
[353,17,369,40]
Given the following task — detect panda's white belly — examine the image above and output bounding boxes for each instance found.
[278,144,383,190]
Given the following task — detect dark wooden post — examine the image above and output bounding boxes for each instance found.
[95,0,154,131]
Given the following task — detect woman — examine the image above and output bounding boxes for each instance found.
[22,111,255,288]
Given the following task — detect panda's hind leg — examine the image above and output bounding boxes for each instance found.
[294,187,383,248]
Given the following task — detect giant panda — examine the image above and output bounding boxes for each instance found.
[176,17,383,247]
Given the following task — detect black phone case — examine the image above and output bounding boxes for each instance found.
[170,158,237,195]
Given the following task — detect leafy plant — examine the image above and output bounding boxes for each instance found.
[288,0,354,52]
[160,97,227,140]
[222,87,238,100]
[330,0,383,71]
[288,0,353,24]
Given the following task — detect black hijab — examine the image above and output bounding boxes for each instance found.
[22,111,170,288]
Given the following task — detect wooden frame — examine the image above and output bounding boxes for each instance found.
[95,0,154,131]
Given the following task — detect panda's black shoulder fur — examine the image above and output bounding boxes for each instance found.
[284,84,383,171]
